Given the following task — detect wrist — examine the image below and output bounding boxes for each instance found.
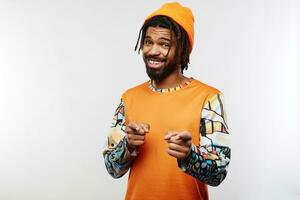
[179,146,192,162]
[127,144,137,153]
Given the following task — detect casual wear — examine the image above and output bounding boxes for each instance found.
[103,79,231,200]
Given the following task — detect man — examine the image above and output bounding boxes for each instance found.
[103,2,230,200]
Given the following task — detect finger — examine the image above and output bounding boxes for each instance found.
[130,140,145,146]
[164,131,178,140]
[141,123,150,133]
[125,123,138,134]
[127,123,146,135]
[128,122,140,131]
[136,127,146,135]
[125,126,134,134]
[167,137,186,145]
[169,137,192,147]
[175,131,192,141]
[144,123,150,130]
[137,128,147,136]
[168,143,190,153]
[127,134,145,141]
[167,149,187,159]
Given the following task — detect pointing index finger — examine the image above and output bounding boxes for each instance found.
[175,132,192,141]
[128,122,140,131]
[164,131,178,140]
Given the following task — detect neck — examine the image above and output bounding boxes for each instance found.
[152,68,188,89]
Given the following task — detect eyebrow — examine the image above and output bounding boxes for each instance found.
[145,35,171,42]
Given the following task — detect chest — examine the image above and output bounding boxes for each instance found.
[125,93,205,145]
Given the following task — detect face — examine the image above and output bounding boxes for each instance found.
[142,26,178,83]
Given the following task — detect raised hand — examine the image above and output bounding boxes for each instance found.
[164,131,192,160]
[125,122,150,151]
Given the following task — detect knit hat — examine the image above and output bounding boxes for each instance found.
[145,2,195,53]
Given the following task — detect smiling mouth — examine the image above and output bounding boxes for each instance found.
[146,58,165,69]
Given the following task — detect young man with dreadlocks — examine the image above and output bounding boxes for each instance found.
[103,2,230,200]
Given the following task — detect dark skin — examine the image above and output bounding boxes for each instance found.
[126,26,192,160]
[126,122,150,151]
[164,131,192,160]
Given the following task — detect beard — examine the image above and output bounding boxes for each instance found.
[143,54,178,83]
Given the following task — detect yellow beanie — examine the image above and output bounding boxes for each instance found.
[145,2,195,53]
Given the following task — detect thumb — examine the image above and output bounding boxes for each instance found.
[164,131,178,140]
[176,131,192,141]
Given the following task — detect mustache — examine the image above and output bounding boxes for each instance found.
[144,55,166,62]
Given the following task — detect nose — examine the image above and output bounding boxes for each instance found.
[147,44,160,56]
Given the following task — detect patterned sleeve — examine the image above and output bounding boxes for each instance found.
[103,98,135,178]
[178,93,231,186]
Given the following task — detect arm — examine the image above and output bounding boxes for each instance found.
[178,93,231,186]
[103,98,136,178]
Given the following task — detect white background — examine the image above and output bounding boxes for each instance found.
[0,0,299,199]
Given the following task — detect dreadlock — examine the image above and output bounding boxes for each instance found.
[135,15,190,73]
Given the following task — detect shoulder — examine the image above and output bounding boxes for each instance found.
[189,79,225,107]
[121,81,150,99]
[191,79,221,95]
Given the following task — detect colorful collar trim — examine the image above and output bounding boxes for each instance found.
[148,79,193,93]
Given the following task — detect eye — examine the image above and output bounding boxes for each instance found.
[144,39,152,46]
[161,42,170,49]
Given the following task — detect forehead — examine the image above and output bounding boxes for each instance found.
[145,26,172,40]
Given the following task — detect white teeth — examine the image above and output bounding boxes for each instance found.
[149,59,163,65]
